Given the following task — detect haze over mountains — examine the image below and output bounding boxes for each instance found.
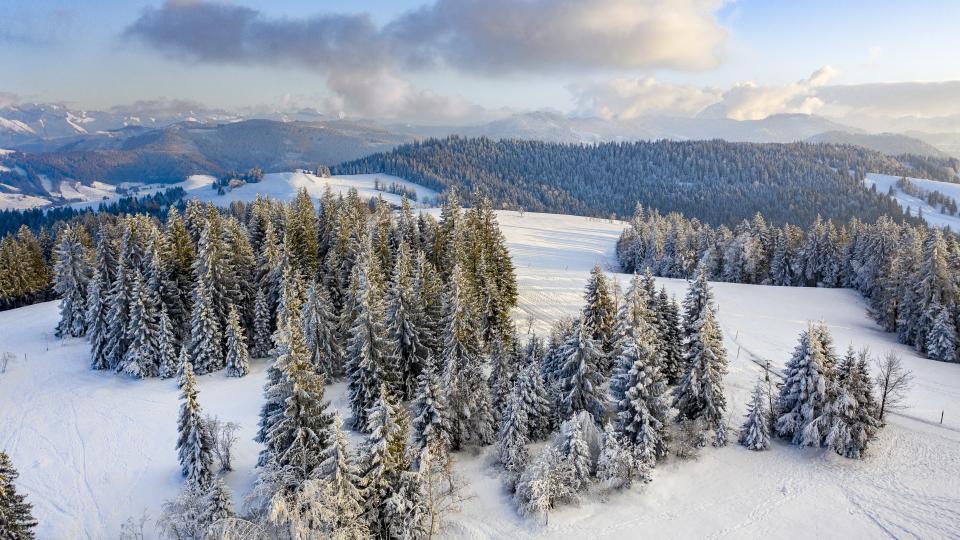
[1,100,958,206]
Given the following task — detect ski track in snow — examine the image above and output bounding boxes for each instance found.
[1,209,959,538]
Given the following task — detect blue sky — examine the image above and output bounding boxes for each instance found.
[3,0,959,123]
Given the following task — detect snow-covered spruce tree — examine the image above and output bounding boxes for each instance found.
[775,324,831,446]
[681,265,716,343]
[222,217,256,334]
[358,385,412,537]
[87,224,117,370]
[157,308,179,379]
[442,264,497,449]
[386,240,427,399]
[557,318,606,425]
[302,280,342,378]
[673,305,728,437]
[177,360,214,487]
[225,304,250,378]
[119,270,160,378]
[656,287,684,384]
[0,451,37,539]
[559,415,593,491]
[104,219,138,370]
[383,470,430,540]
[250,288,272,358]
[414,250,444,359]
[739,379,770,451]
[412,354,451,462]
[925,303,958,362]
[497,381,530,477]
[54,225,92,338]
[582,264,618,373]
[615,333,669,464]
[346,243,395,433]
[203,477,234,525]
[517,362,555,442]
[515,445,577,525]
[259,312,333,485]
[596,422,644,492]
[311,414,366,536]
[161,207,194,337]
[488,334,518,422]
[824,348,881,458]
[610,273,657,403]
[187,279,223,376]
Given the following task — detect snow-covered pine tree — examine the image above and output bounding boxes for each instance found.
[104,219,137,370]
[157,307,179,379]
[557,318,606,425]
[54,225,92,338]
[559,415,593,491]
[673,304,728,432]
[176,360,214,487]
[681,265,716,342]
[187,278,223,375]
[775,324,831,446]
[596,422,644,492]
[358,385,411,537]
[488,334,518,422]
[0,451,37,538]
[88,224,117,370]
[383,471,430,540]
[313,414,366,535]
[615,333,669,464]
[162,207,194,337]
[517,362,555,441]
[225,304,250,378]
[386,240,427,399]
[250,288,272,358]
[515,445,577,524]
[412,354,451,461]
[497,380,530,476]
[203,477,234,525]
[119,270,160,378]
[414,251,444,359]
[582,264,618,373]
[302,280,342,378]
[824,348,881,458]
[442,264,497,449]
[193,212,231,348]
[610,273,656,402]
[346,241,395,432]
[925,302,958,362]
[657,287,684,384]
[739,379,770,451]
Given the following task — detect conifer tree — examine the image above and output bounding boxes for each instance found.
[54,225,92,338]
[517,363,555,441]
[775,324,831,446]
[358,385,411,537]
[119,271,160,378]
[557,319,606,425]
[188,280,223,375]
[87,224,118,368]
[104,220,137,369]
[824,348,881,458]
[657,287,684,383]
[313,414,366,534]
[739,379,771,451]
[157,308,179,379]
[203,477,234,525]
[412,355,451,461]
[497,381,530,475]
[414,251,444,358]
[225,305,250,378]
[488,334,518,421]
[250,288,272,358]
[615,334,669,463]
[163,207,194,336]
[560,415,592,491]
[673,306,727,431]
[582,264,617,372]
[596,422,644,492]
[386,241,427,399]
[925,303,958,362]
[303,280,342,378]
[177,361,214,487]
[0,451,37,539]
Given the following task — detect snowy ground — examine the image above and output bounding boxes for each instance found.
[1,210,959,538]
[0,172,438,211]
[865,172,960,230]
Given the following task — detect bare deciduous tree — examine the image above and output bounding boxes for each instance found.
[875,351,913,423]
[204,415,240,472]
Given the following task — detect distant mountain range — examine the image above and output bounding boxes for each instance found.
[2,101,958,206]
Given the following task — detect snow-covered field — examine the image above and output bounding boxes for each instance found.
[865,172,960,230]
[0,172,438,211]
[1,209,959,538]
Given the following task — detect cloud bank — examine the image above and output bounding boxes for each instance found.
[124,0,726,121]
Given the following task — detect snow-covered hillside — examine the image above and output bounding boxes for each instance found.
[0,172,438,210]
[866,172,960,229]
[1,211,959,538]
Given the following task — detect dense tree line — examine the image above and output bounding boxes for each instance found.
[333,137,922,227]
[895,176,958,216]
[618,206,960,363]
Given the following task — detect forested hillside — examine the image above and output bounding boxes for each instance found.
[334,137,933,227]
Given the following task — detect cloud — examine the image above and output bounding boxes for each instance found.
[0,92,20,108]
[816,81,960,119]
[571,77,720,119]
[123,0,727,120]
[572,67,840,121]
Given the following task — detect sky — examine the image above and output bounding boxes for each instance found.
[3,0,960,126]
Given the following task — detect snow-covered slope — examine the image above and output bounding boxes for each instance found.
[1,211,959,538]
[865,172,960,229]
